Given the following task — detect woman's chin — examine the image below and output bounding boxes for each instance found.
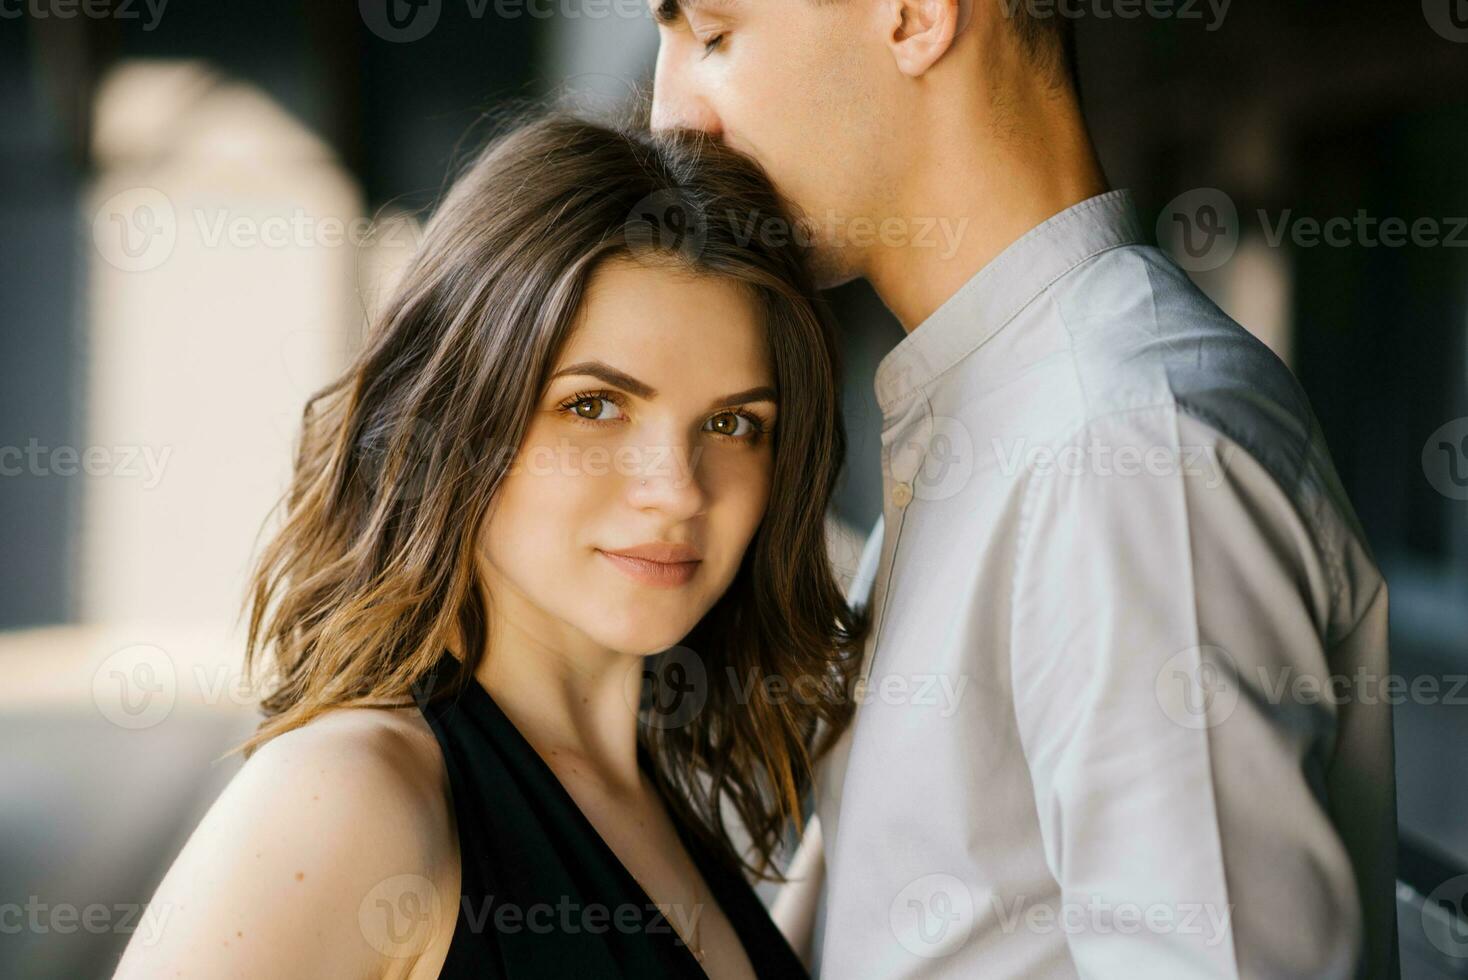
[587,620,698,660]
[616,633,696,659]
[569,596,706,658]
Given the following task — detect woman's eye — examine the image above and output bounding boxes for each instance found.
[705,411,754,438]
[569,397,622,421]
[702,33,725,55]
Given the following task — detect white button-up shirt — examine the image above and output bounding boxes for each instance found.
[812,191,1398,978]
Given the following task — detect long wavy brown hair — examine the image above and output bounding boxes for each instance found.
[233,110,867,880]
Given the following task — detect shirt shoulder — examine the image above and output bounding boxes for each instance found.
[1042,244,1310,491]
[1021,244,1380,627]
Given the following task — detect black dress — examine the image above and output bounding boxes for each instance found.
[412,651,811,979]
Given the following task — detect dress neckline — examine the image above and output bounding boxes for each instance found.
[429,651,723,977]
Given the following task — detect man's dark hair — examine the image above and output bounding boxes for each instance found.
[803,0,1080,92]
[1003,3,1079,90]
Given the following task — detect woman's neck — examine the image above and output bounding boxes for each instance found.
[465,592,648,797]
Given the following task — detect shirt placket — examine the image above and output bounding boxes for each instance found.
[861,393,935,687]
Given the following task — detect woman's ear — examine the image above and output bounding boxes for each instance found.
[884,0,963,78]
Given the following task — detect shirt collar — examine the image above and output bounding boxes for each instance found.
[872,189,1145,419]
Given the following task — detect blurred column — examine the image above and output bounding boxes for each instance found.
[543,1,658,113]
[82,60,396,648]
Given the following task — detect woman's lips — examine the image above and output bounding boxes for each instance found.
[596,549,702,588]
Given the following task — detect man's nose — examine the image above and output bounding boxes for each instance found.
[650,52,723,135]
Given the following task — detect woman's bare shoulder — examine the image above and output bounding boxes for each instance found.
[112,705,458,980]
[271,704,450,807]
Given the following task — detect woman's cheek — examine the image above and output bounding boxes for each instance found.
[709,447,775,547]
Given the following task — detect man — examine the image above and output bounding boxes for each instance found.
[649,1,1398,976]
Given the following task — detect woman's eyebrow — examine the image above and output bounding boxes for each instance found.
[709,386,776,410]
[551,361,656,398]
[549,361,775,411]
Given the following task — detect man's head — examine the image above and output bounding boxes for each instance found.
[649,0,1077,288]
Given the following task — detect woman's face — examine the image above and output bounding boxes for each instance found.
[479,256,777,658]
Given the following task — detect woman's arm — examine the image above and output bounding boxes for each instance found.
[112,710,455,980]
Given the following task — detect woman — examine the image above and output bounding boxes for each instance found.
[113,112,866,979]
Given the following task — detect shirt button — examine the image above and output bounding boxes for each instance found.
[891,482,914,508]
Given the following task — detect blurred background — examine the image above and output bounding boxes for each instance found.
[2,1,1466,976]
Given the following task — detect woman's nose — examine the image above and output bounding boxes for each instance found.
[624,439,706,520]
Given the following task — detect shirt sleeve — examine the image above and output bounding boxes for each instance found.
[1008,404,1375,979]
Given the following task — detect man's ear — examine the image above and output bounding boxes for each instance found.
[884,0,962,78]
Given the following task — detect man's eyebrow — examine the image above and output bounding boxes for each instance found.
[653,0,736,25]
